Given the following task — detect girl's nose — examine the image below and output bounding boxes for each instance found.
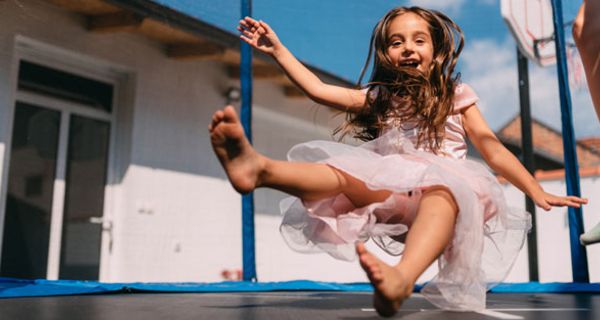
[402,42,414,55]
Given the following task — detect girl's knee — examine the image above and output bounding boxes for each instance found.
[421,186,459,214]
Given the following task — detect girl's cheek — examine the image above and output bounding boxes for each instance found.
[388,49,400,63]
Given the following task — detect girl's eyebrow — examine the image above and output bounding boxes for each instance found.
[388,31,430,39]
[410,31,430,38]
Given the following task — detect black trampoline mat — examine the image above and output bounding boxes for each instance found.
[0,291,598,319]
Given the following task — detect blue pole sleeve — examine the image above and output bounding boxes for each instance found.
[240,0,257,282]
[550,0,589,283]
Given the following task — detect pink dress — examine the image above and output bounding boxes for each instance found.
[279,84,531,311]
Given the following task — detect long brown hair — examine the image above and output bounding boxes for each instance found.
[335,7,464,153]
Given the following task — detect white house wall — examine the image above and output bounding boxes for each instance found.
[0,0,243,282]
[0,0,367,284]
[501,175,600,283]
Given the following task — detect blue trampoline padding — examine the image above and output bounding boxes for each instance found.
[127,280,375,293]
[1,278,599,298]
[0,277,123,298]
[490,282,600,293]
[0,278,374,298]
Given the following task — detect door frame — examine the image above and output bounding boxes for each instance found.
[0,36,129,281]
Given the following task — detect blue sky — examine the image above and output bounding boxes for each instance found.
[154,0,598,138]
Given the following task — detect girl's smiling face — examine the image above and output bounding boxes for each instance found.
[385,12,434,74]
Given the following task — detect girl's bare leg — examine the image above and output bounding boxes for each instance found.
[212,106,458,316]
[209,105,391,206]
[357,187,458,317]
[573,1,600,120]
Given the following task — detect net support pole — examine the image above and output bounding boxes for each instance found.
[240,0,257,282]
[516,48,539,281]
[550,0,589,283]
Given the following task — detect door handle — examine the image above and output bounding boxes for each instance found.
[89,217,113,231]
[89,217,114,254]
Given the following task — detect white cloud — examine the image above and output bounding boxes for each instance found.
[460,38,599,138]
[460,38,520,130]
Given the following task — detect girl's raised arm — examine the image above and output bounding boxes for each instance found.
[462,105,588,211]
[238,17,366,112]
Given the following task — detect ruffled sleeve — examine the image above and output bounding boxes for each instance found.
[453,83,479,113]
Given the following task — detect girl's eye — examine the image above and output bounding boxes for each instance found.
[391,41,402,47]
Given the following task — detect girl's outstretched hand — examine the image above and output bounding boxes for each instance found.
[532,191,588,211]
[238,17,282,56]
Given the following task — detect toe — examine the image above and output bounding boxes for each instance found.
[223,105,239,122]
[356,242,367,254]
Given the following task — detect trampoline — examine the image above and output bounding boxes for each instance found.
[1,1,599,319]
[1,279,599,319]
[1,290,599,319]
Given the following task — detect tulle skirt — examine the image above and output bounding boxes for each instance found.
[279,129,531,311]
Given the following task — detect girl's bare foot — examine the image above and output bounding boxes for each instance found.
[209,105,266,194]
[356,242,414,317]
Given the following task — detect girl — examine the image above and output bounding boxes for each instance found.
[210,6,587,317]
[574,0,600,246]
[573,0,600,121]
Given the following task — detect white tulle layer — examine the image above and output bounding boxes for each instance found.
[279,129,531,311]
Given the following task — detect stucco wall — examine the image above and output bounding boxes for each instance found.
[0,0,243,282]
[501,175,600,283]
[0,0,351,283]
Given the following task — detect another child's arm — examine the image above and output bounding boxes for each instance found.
[238,17,366,112]
[462,106,588,210]
[573,0,600,122]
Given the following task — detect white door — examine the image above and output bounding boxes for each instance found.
[0,59,114,280]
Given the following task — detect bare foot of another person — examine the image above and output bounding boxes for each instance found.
[356,242,414,317]
[209,105,266,194]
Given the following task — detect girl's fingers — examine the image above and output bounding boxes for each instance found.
[239,28,255,39]
[239,21,253,33]
[244,16,259,25]
[238,26,262,43]
[238,24,267,41]
[546,196,586,208]
[241,18,270,37]
[562,200,580,208]
[243,17,260,30]
[239,19,260,34]
[552,199,570,207]
[560,196,586,207]
[569,196,588,204]
[238,23,257,35]
[259,20,273,33]
[239,35,253,44]
[537,199,552,211]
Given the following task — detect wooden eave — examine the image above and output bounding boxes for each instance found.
[44,0,353,98]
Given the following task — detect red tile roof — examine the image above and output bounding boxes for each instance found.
[497,116,600,168]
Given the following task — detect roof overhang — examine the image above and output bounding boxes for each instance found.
[43,0,353,98]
